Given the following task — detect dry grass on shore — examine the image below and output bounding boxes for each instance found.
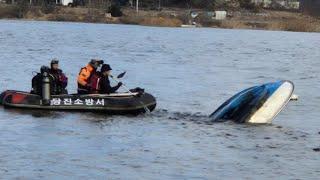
[141,17,182,27]
[220,20,248,29]
[210,19,320,32]
[120,16,182,27]
[267,19,320,32]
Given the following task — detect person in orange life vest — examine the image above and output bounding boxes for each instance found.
[77,59,103,94]
[99,64,122,94]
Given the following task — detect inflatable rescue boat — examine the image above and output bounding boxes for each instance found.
[0,90,156,114]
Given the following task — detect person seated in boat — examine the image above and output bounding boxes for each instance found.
[77,59,104,94]
[31,66,49,95]
[87,69,102,94]
[99,64,122,94]
[49,59,68,95]
[31,61,68,96]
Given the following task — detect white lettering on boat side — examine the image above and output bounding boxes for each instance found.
[63,98,72,105]
[96,99,105,106]
[74,99,83,105]
[50,98,61,105]
[85,99,94,106]
[50,98,105,106]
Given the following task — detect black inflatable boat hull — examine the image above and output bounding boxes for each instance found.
[0,90,156,114]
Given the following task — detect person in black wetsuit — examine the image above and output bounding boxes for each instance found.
[31,60,68,95]
[99,64,122,94]
[49,59,68,95]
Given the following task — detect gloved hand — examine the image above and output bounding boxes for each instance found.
[118,82,123,87]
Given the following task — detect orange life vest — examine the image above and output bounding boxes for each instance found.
[77,64,95,87]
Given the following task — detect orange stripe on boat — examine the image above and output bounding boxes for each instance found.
[11,93,27,104]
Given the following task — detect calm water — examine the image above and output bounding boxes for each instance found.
[0,20,319,179]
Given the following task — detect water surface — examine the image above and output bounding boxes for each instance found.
[0,20,319,179]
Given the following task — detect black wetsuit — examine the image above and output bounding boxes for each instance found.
[99,76,121,94]
[49,69,68,95]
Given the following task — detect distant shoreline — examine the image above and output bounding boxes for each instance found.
[1,5,319,33]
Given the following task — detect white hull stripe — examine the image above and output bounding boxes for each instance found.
[248,81,294,124]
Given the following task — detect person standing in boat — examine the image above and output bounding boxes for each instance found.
[49,59,68,95]
[77,59,103,94]
[99,64,122,94]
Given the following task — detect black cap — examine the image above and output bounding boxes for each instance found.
[90,59,104,68]
[51,59,59,65]
[90,59,97,65]
[101,64,112,72]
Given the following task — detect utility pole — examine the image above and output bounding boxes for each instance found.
[136,0,139,13]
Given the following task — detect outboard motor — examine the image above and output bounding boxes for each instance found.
[41,66,51,105]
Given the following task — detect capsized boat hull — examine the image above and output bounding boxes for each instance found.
[0,90,156,115]
[209,80,294,124]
